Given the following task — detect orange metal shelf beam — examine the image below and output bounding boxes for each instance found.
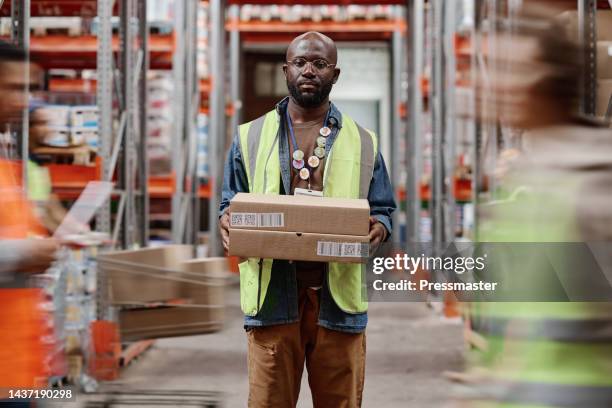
[397,179,472,203]
[13,35,174,70]
[199,105,235,116]
[228,0,405,4]
[45,162,210,200]
[226,19,406,33]
[0,0,112,17]
[119,340,154,368]
[52,78,210,94]
[229,19,406,43]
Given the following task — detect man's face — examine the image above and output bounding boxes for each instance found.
[283,37,340,108]
[0,61,28,124]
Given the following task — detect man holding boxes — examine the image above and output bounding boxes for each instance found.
[219,32,395,407]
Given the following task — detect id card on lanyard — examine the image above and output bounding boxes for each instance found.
[294,188,323,198]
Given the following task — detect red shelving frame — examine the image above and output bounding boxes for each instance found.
[13,34,174,70]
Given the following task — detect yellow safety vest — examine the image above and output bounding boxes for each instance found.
[237,108,377,316]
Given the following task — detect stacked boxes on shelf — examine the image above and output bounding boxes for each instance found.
[197,113,209,179]
[198,2,210,80]
[238,5,398,23]
[148,72,175,175]
[36,105,99,150]
[558,10,612,118]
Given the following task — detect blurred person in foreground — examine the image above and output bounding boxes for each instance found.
[460,3,612,407]
[0,40,58,406]
[219,32,395,407]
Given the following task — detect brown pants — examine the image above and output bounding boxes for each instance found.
[247,288,366,408]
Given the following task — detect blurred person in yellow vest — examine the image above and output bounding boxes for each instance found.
[0,40,59,405]
[460,2,612,407]
[27,61,75,234]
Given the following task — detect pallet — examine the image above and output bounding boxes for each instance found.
[33,145,95,166]
[84,389,224,408]
[119,340,155,368]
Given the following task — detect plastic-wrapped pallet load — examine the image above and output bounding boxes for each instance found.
[97,246,228,341]
[598,42,612,118]
[597,42,612,79]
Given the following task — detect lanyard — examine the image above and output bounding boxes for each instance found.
[285,107,332,189]
[285,106,331,155]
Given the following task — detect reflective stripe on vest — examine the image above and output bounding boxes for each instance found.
[467,381,612,407]
[474,316,612,343]
[237,109,377,316]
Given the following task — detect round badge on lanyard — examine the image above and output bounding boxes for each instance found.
[293,149,304,161]
[308,155,320,168]
[314,147,325,159]
[319,126,332,137]
[299,167,310,180]
[316,136,326,148]
[292,159,304,170]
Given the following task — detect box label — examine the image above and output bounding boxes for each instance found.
[230,212,284,228]
[317,242,369,258]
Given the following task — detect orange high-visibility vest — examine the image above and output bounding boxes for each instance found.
[0,159,49,390]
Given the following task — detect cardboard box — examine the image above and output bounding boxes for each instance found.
[70,105,99,128]
[557,11,612,41]
[229,229,370,263]
[118,257,228,341]
[229,193,370,236]
[97,245,194,303]
[598,42,612,79]
[597,79,612,118]
[119,307,223,342]
[43,126,71,147]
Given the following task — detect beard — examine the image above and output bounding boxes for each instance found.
[287,79,333,108]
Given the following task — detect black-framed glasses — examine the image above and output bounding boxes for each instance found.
[286,57,336,72]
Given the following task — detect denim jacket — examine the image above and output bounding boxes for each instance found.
[219,97,396,333]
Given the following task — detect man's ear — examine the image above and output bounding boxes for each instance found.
[332,67,340,84]
[282,64,288,80]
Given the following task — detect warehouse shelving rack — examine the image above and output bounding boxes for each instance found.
[1,0,212,249]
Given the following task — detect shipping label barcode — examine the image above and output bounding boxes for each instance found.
[317,242,369,258]
[230,212,284,228]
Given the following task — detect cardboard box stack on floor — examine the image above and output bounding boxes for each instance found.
[97,245,228,341]
[597,41,612,118]
[557,10,612,118]
[228,193,371,263]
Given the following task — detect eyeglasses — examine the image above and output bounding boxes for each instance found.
[286,57,336,72]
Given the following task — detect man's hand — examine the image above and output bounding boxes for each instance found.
[368,216,387,254]
[219,211,230,255]
[17,238,59,273]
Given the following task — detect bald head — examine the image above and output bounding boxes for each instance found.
[286,32,337,65]
[283,32,340,109]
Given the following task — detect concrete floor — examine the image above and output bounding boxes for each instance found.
[69,284,464,407]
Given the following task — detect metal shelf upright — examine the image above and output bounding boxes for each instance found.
[207,0,227,256]
[171,0,203,246]
[96,0,148,249]
[405,0,424,245]
[428,0,458,248]
[578,0,598,117]
[10,0,30,188]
